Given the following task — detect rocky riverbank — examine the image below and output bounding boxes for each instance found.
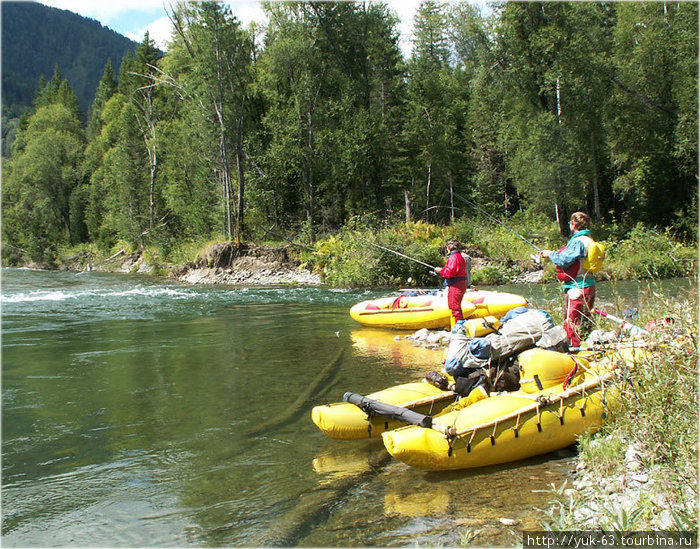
[557,435,696,531]
[58,242,323,285]
[68,242,543,287]
[171,242,323,286]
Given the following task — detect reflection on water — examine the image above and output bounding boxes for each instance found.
[304,445,578,547]
[350,327,444,372]
[2,269,693,547]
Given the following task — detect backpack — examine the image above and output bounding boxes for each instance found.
[444,310,558,378]
[579,236,606,273]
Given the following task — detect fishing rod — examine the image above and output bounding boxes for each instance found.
[592,308,650,337]
[363,240,438,271]
[453,193,543,263]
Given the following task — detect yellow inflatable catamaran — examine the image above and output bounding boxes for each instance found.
[349,289,528,330]
[312,344,648,471]
[312,315,502,440]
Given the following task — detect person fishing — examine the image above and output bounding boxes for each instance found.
[434,239,470,325]
[539,212,598,347]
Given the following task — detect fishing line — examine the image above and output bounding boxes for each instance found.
[453,193,542,252]
[453,193,543,264]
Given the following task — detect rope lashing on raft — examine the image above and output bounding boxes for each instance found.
[433,368,618,457]
[512,413,522,438]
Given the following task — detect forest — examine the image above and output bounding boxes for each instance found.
[2,1,698,267]
[1,1,138,157]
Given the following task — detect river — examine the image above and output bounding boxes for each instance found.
[2,269,694,547]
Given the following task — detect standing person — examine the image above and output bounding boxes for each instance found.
[540,212,597,347]
[434,239,468,325]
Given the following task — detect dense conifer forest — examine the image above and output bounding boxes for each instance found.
[1,2,138,158]
[2,1,697,267]
[1,2,138,117]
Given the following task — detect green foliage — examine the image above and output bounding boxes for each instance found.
[163,238,219,267]
[54,242,98,269]
[607,3,698,229]
[310,218,455,287]
[2,2,697,267]
[2,100,85,264]
[618,293,698,477]
[471,266,505,286]
[577,431,627,478]
[603,225,695,280]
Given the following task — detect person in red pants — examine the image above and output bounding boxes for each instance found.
[540,212,597,347]
[434,239,469,325]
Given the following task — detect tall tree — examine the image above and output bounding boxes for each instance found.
[491,2,614,233]
[3,93,85,262]
[167,1,253,244]
[255,2,329,234]
[403,1,470,223]
[307,2,406,221]
[130,34,162,231]
[86,59,117,142]
[606,2,698,233]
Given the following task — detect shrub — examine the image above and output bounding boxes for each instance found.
[472,265,505,286]
[605,225,695,280]
[309,219,465,287]
[306,218,697,287]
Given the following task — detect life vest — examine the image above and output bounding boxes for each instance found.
[442,251,468,286]
[555,245,580,281]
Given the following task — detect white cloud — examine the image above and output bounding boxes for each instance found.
[228,1,267,27]
[385,0,422,58]
[126,16,173,50]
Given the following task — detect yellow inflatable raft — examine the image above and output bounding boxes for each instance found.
[381,345,648,471]
[312,315,503,440]
[311,381,458,440]
[349,289,528,330]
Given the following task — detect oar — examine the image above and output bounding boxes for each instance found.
[592,308,650,337]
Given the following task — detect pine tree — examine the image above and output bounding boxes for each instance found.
[86,59,117,141]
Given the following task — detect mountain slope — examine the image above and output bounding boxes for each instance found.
[1,1,139,117]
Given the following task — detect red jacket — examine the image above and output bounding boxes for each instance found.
[440,251,467,286]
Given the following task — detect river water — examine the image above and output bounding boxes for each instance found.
[2,269,694,547]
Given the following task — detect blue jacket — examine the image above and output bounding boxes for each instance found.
[548,229,596,290]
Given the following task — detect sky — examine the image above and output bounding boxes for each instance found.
[35,0,431,58]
